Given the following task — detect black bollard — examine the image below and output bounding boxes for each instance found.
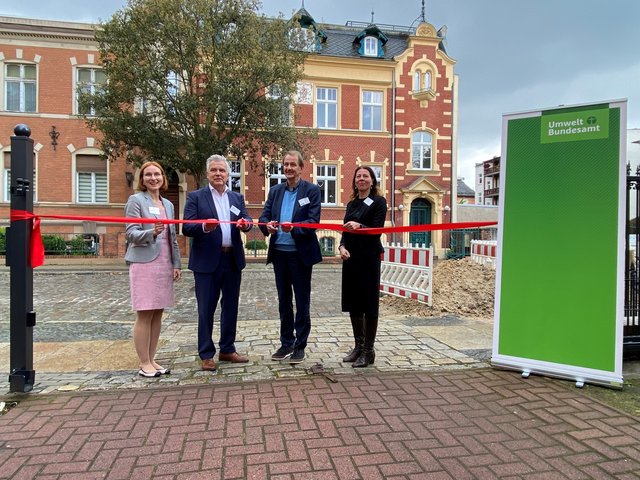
[7,124,35,393]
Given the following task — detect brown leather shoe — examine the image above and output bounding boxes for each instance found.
[201,358,217,371]
[218,352,249,363]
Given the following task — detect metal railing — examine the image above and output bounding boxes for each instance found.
[625,169,640,351]
[243,228,342,258]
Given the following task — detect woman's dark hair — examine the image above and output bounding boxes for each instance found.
[350,165,379,200]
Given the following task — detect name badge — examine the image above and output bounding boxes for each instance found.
[363,197,373,206]
[230,205,240,216]
[148,207,160,215]
[298,197,310,206]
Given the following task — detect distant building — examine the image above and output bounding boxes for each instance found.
[475,156,500,206]
[456,177,474,205]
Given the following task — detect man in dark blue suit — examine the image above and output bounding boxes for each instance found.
[183,155,253,371]
[259,150,322,364]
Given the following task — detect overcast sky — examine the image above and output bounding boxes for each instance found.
[3,0,639,185]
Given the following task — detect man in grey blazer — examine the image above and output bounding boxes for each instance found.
[183,155,253,372]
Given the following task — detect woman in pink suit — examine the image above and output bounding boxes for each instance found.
[124,161,182,377]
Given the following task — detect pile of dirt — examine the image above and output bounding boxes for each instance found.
[380,257,496,319]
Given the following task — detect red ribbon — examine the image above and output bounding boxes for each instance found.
[9,209,497,268]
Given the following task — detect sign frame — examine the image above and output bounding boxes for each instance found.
[491,99,627,388]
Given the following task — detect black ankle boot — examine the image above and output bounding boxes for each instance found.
[353,349,375,368]
[343,346,362,362]
[343,314,364,362]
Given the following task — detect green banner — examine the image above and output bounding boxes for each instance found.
[494,101,625,387]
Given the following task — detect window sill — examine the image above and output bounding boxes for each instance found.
[411,89,436,101]
[407,168,440,176]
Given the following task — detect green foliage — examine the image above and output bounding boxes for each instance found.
[86,0,316,183]
[245,239,267,250]
[42,235,67,254]
[66,235,97,255]
[0,229,5,254]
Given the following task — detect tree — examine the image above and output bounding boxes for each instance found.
[85,0,314,184]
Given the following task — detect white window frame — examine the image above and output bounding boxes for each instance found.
[413,71,421,92]
[227,158,242,193]
[76,67,106,116]
[4,63,37,113]
[267,162,285,191]
[315,164,337,206]
[362,90,383,131]
[369,165,384,194]
[76,171,107,204]
[316,87,337,129]
[266,85,291,126]
[363,36,378,56]
[411,131,433,170]
[3,150,37,202]
[3,169,10,202]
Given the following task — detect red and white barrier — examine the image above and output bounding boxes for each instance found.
[470,240,497,269]
[380,243,433,305]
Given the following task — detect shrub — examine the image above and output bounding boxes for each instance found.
[42,235,66,254]
[245,239,267,251]
[66,235,90,255]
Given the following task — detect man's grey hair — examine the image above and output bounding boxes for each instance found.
[206,154,229,172]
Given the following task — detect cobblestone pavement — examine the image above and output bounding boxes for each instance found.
[1,369,639,479]
[0,266,490,395]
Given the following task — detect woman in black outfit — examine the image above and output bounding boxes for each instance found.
[339,166,388,368]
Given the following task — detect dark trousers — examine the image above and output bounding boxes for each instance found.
[272,250,312,350]
[194,253,242,359]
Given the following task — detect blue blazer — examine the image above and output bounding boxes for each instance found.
[182,186,253,273]
[259,179,322,266]
[124,192,181,268]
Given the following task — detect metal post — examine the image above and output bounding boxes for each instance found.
[7,124,35,393]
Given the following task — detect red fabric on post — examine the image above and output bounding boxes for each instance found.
[30,217,45,268]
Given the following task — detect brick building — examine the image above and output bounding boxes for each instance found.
[0,8,457,257]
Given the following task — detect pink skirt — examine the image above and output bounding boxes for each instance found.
[129,230,175,311]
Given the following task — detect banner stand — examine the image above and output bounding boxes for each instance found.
[491,99,627,389]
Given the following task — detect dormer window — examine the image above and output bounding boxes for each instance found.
[290,27,317,52]
[354,25,387,58]
[363,36,378,57]
[290,7,326,52]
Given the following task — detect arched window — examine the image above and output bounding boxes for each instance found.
[411,131,433,169]
[413,71,421,92]
[363,36,378,56]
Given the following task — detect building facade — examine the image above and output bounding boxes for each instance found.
[475,155,500,206]
[0,8,457,257]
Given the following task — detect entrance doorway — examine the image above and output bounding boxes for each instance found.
[409,198,431,246]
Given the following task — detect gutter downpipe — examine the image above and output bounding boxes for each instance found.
[451,75,459,224]
[391,66,397,243]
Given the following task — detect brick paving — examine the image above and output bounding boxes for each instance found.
[1,369,639,479]
[1,265,640,478]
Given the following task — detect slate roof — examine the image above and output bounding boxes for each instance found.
[315,27,408,60]
[457,178,475,197]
